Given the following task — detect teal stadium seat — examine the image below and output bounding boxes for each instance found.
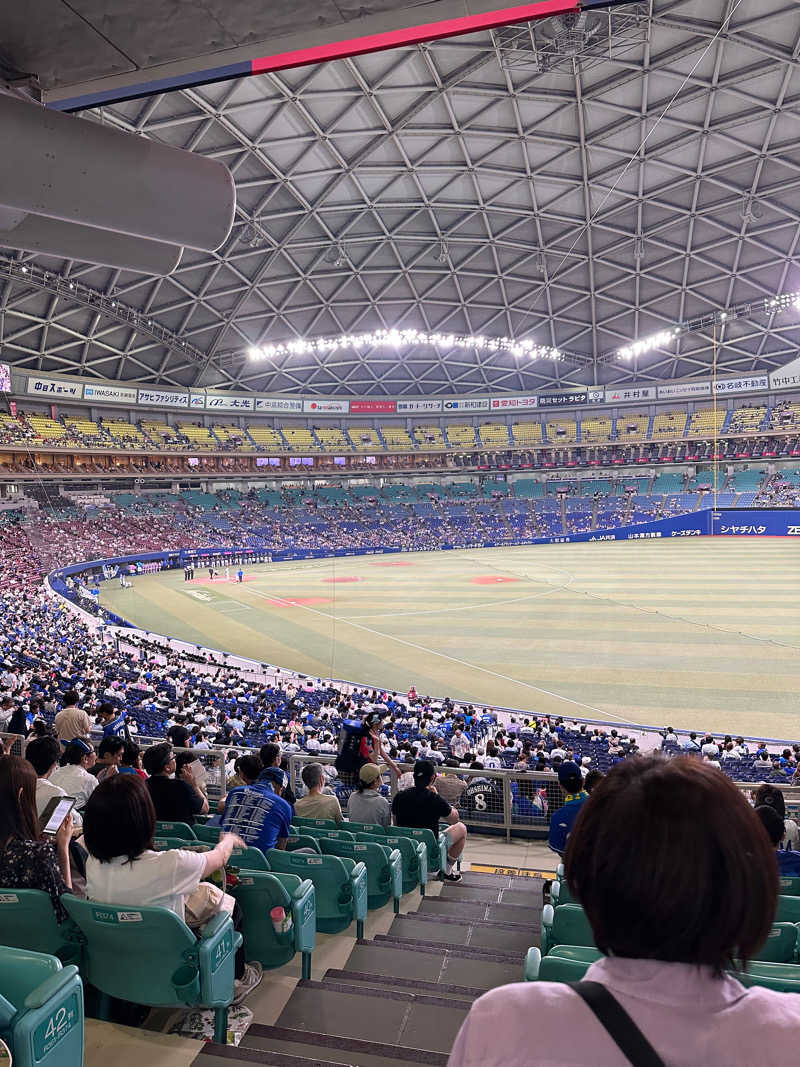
[779,876,800,897]
[291,817,340,832]
[0,947,84,1067]
[0,889,82,965]
[525,946,595,983]
[152,836,270,872]
[753,924,798,963]
[154,821,197,841]
[319,838,403,912]
[63,898,239,1044]
[541,903,596,955]
[265,850,368,937]
[775,895,800,923]
[357,832,428,896]
[345,821,387,837]
[731,962,800,993]
[385,826,448,876]
[308,828,356,843]
[285,835,322,854]
[550,880,576,907]
[230,870,316,979]
[194,824,223,844]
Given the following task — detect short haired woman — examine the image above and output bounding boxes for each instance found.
[83,774,262,1003]
[50,738,98,811]
[0,755,72,920]
[448,756,798,1066]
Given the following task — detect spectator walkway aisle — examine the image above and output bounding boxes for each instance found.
[196,872,542,1067]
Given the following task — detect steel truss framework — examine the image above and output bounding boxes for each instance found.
[1,0,800,398]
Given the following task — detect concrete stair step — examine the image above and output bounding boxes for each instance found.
[221,1024,448,1067]
[274,978,470,1055]
[342,938,522,992]
[418,896,541,926]
[324,969,483,1001]
[439,884,542,908]
[386,912,536,956]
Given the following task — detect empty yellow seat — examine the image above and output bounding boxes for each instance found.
[247,425,285,449]
[580,417,612,443]
[687,409,725,437]
[546,420,577,443]
[478,423,510,448]
[176,423,217,448]
[315,427,351,451]
[651,411,686,438]
[728,406,766,433]
[381,426,413,451]
[414,426,445,448]
[347,427,381,451]
[615,413,649,440]
[511,422,543,445]
[445,424,477,448]
[281,427,319,451]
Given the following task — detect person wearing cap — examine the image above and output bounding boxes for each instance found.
[348,763,391,828]
[220,765,293,854]
[547,760,588,857]
[143,742,209,825]
[392,759,467,881]
[294,763,343,824]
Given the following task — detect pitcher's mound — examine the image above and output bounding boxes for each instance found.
[470,575,520,585]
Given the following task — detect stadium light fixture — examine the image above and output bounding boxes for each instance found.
[616,328,678,361]
[245,329,564,362]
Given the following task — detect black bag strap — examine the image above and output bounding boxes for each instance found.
[570,982,666,1067]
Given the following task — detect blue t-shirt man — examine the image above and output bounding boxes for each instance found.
[548,761,589,856]
[220,766,293,852]
[98,703,127,739]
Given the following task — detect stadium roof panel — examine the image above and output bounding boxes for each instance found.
[1,0,800,395]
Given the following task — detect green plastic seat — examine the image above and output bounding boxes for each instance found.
[548,946,603,965]
[230,870,316,979]
[541,903,596,955]
[154,821,197,841]
[753,924,798,963]
[285,835,322,854]
[194,824,223,844]
[357,833,428,896]
[296,827,356,843]
[775,895,800,923]
[230,845,270,871]
[345,821,387,836]
[731,961,800,992]
[0,947,84,1067]
[525,946,593,983]
[550,880,576,907]
[152,837,208,854]
[319,838,403,912]
[265,850,368,938]
[291,817,339,832]
[386,826,448,875]
[778,875,800,897]
[63,897,240,1044]
[151,836,271,873]
[0,889,82,965]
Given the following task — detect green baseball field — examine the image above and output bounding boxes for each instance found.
[99,539,800,738]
